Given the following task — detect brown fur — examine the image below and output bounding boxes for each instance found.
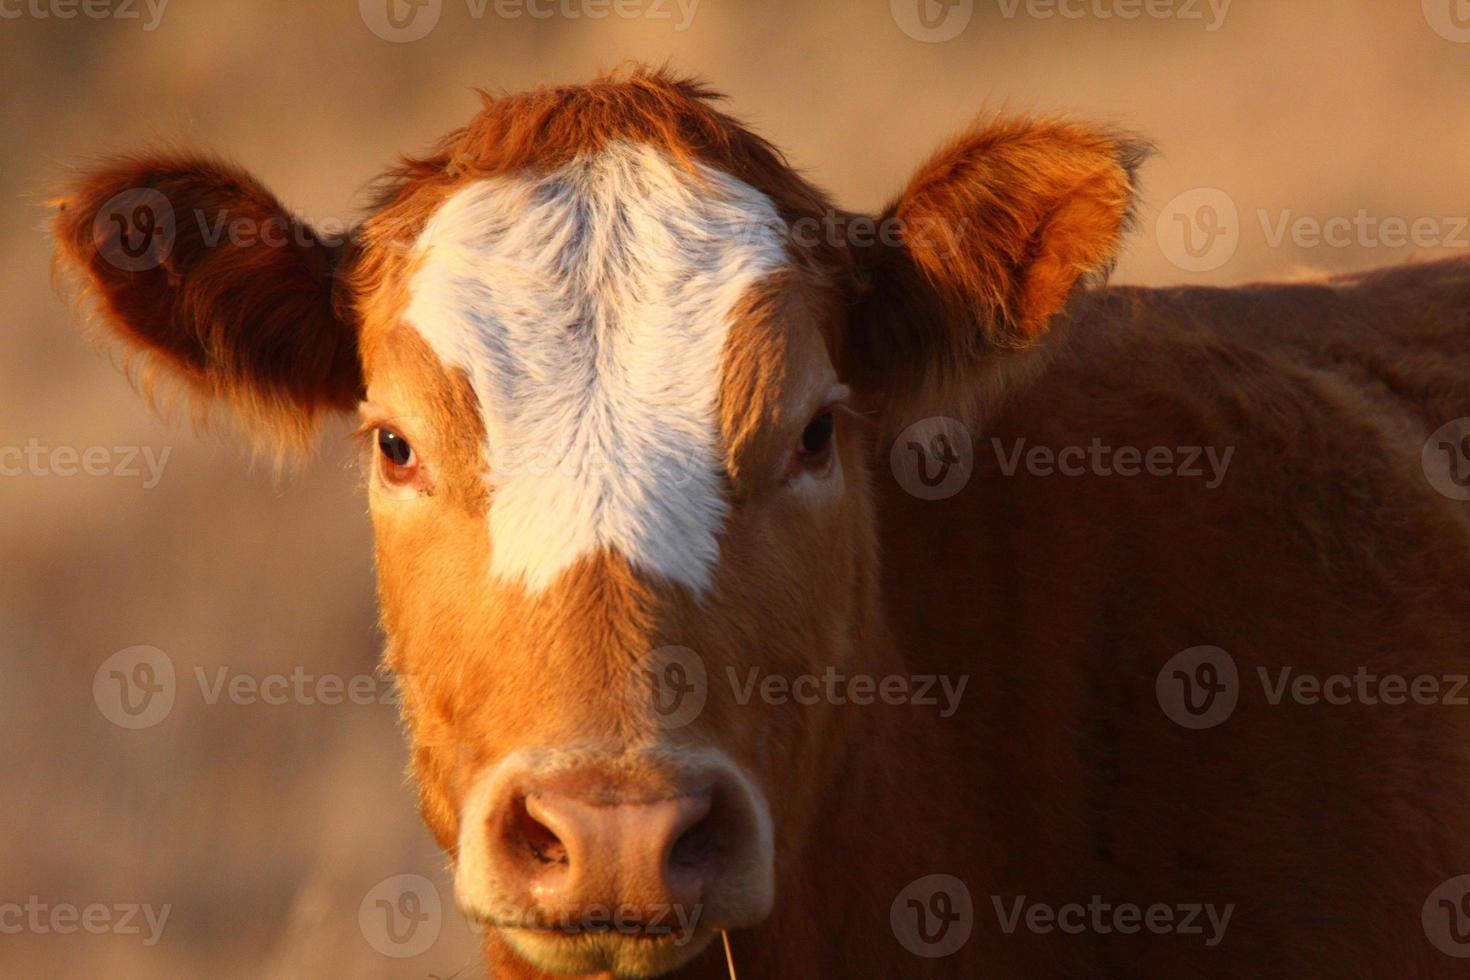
[50,155,361,452]
[49,68,1470,977]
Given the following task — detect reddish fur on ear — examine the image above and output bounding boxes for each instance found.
[847,117,1147,425]
[51,154,362,452]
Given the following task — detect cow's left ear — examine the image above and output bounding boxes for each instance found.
[844,117,1148,424]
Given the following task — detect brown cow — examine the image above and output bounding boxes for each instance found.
[52,67,1470,978]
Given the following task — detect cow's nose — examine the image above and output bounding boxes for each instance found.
[517,790,714,914]
[456,757,774,938]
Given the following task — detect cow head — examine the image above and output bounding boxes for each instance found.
[52,70,1142,977]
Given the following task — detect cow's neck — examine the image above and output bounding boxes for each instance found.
[729,548,991,976]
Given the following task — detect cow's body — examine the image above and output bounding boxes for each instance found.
[868,258,1470,975]
[51,70,1470,977]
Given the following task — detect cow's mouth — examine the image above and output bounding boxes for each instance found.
[497,920,717,978]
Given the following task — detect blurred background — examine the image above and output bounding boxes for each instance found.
[2,0,1467,974]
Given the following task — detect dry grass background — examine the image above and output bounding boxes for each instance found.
[2,0,1467,975]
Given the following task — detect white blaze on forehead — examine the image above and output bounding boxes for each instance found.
[403,142,788,594]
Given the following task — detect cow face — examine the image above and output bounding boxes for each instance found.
[52,70,1141,978]
[352,138,863,976]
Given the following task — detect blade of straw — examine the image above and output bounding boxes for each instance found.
[721,929,738,980]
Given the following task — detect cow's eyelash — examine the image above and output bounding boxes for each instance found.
[352,413,416,445]
[830,402,869,430]
[349,420,377,449]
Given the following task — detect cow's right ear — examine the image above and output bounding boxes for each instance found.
[51,154,362,452]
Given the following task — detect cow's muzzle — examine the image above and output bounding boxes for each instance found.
[454,748,773,976]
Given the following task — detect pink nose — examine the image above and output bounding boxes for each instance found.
[466,762,774,937]
[519,791,714,916]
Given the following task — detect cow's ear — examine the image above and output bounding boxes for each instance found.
[51,154,362,453]
[845,117,1147,427]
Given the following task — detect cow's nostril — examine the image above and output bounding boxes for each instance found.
[669,791,724,872]
[510,795,567,866]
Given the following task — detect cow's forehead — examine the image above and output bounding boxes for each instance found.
[401,141,790,595]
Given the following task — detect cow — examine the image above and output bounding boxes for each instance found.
[51,67,1470,977]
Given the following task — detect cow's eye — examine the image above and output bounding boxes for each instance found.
[785,410,837,481]
[800,411,835,457]
[376,428,418,483]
